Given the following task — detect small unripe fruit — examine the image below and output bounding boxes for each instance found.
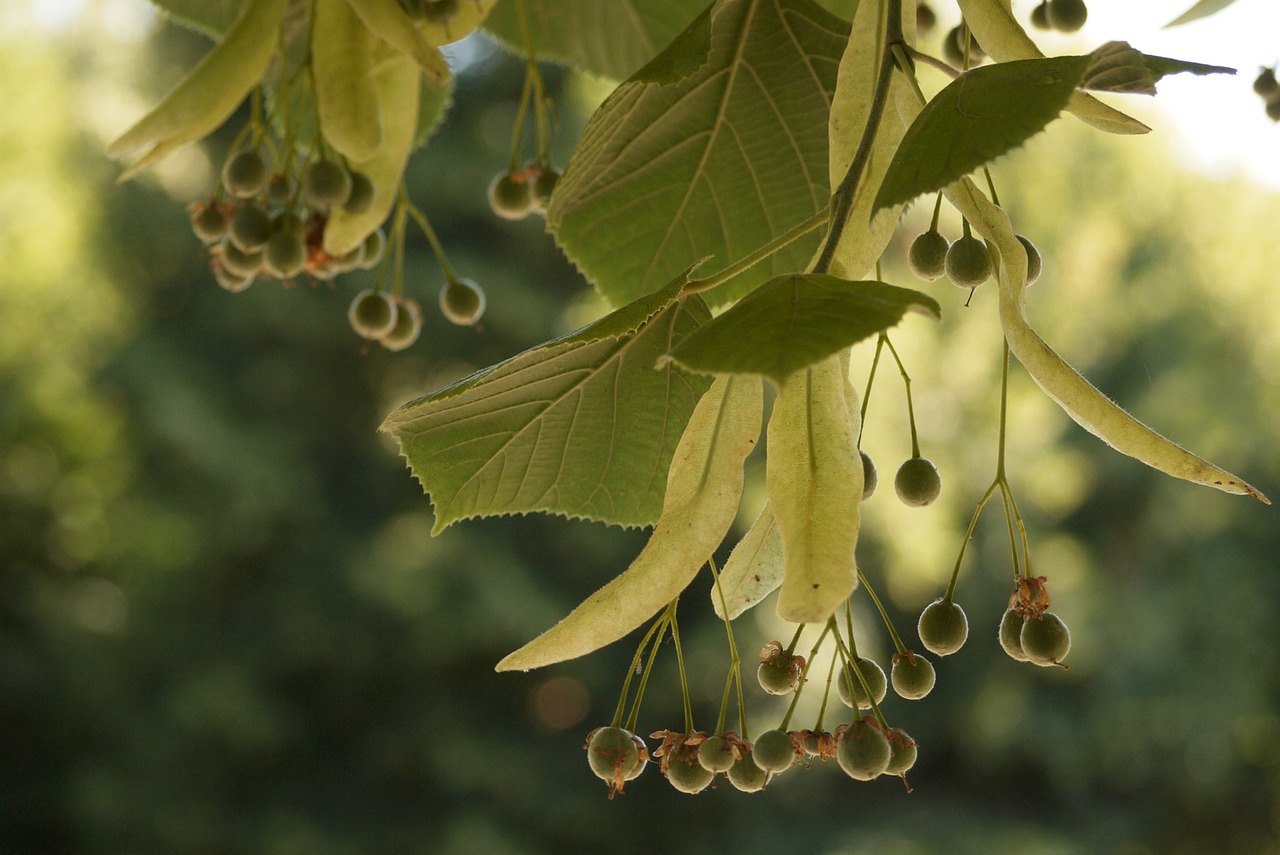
[343,171,375,214]
[884,727,918,776]
[860,450,878,500]
[726,750,770,792]
[1267,100,1280,122]
[1030,1,1050,30]
[757,652,802,695]
[222,150,268,198]
[751,729,799,774]
[488,172,533,220]
[624,733,649,781]
[1254,68,1280,100]
[891,652,936,700]
[1020,611,1071,667]
[941,25,965,68]
[696,736,737,773]
[349,289,398,339]
[895,457,942,507]
[191,203,229,243]
[836,658,887,710]
[836,719,891,781]
[908,229,949,281]
[1017,234,1043,286]
[263,230,306,279]
[917,598,969,656]
[586,726,640,786]
[303,160,353,209]
[420,0,460,23]
[266,173,294,206]
[358,229,386,270]
[664,742,714,794]
[953,23,985,63]
[229,203,272,252]
[945,235,992,289]
[916,2,936,33]
[999,608,1029,661]
[439,278,486,326]
[1047,0,1087,33]
[531,167,560,212]
[379,299,423,352]
[212,264,252,293]
[218,238,264,278]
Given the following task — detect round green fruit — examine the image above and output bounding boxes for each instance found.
[218,238,264,278]
[941,25,965,68]
[212,264,252,293]
[1030,1,1050,29]
[222,149,268,198]
[836,658,887,710]
[908,229,949,281]
[999,608,1029,661]
[229,203,272,252]
[1020,611,1071,667]
[891,652,936,701]
[343,171,375,215]
[191,203,229,243]
[665,743,715,794]
[916,2,936,33]
[379,299,423,352]
[726,750,770,792]
[420,0,460,22]
[488,172,532,220]
[358,229,386,270]
[1254,68,1280,100]
[917,598,968,656]
[266,173,294,206]
[1017,234,1043,286]
[751,729,798,774]
[836,719,891,781]
[945,234,992,289]
[263,230,307,279]
[696,736,737,773]
[531,167,560,212]
[757,654,800,696]
[895,457,941,507]
[953,23,985,63]
[348,289,398,339]
[1047,0,1087,32]
[860,450,878,500]
[438,278,486,326]
[303,160,353,210]
[586,726,640,785]
[884,727,918,776]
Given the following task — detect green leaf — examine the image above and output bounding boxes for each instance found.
[1081,42,1233,96]
[712,503,783,620]
[413,70,453,150]
[381,275,715,534]
[665,275,940,385]
[546,0,849,308]
[147,0,247,38]
[1166,0,1241,27]
[873,55,1090,213]
[313,0,383,162]
[496,374,762,671]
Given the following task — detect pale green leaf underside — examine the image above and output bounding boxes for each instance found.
[667,275,940,385]
[873,55,1089,213]
[381,277,715,533]
[148,0,247,37]
[713,502,783,619]
[546,0,849,308]
[497,375,763,671]
[1166,0,1241,27]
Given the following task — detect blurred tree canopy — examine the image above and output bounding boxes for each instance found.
[1,3,1278,854]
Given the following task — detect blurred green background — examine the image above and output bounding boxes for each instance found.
[2,3,1279,854]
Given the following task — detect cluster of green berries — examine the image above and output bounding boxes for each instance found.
[907,227,1042,289]
[1253,67,1280,122]
[997,576,1072,667]
[858,450,943,508]
[189,149,381,294]
[1030,0,1088,34]
[487,161,561,221]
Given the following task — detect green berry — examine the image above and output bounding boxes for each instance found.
[379,299,423,352]
[836,719,891,781]
[438,278,486,326]
[1017,234,1043,286]
[358,229,386,270]
[229,203,272,252]
[999,608,1029,661]
[945,235,992,289]
[917,598,968,656]
[891,652,936,701]
[488,172,532,220]
[1254,68,1280,100]
[860,450,878,500]
[664,742,714,794]
[757,651,801,696]
[1267,100,1280,122]
[218,238,264,278]
[1047,0,1087,33]
[908,230,949,281]
[343,171,375,215]
[916,3,936,33]
[953,23,985,63]
[303,160,353,210]
[895,457,941,507]
[836,658,887,710]
[586,726,640,787]
[885,728,918,776]
[751,729,799,774]
[266,173,294,206]
[263,229,307,279]
[941,25,965,68]
[623,732,649,781]
[191,202,229,243]
[530,167,560,213]
[1030,1,1050,30]
[696,736,737,773]
[726,750,770,793]
[1020,611,1071,667]
[270,211,305,238]
[420,0,460,23]
[348,289,398,339]
[212,263,252,293]
[222,149,268,198]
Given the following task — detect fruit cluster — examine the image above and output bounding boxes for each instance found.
[1254,67,1280,122]
[1030,0,1089,34]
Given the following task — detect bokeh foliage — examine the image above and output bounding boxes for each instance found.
[1,4,1278,854]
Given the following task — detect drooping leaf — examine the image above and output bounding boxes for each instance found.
[1166,0,1241,27]
[666,275,940,385]
[712,503,783,620]
[381,275,716,534]
[324,50,424,255]
[944,177,1269,504]
[313,0,383,162]
[768,354,864,623]
[417,0,497,47]
[345,0,451,82]
[413,70,454,149]
[1081,41,1233,95]
[147,0,248,38]
[496,374,763,671]
[954,0,1149,135]
[547,0,849,308]
[873,55,1090,213]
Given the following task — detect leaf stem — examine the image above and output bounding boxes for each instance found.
[669,600,695,734]
[882,334,920,458]
[681,210,829,296]
[612,611,670,728]
[857,569,908,656]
